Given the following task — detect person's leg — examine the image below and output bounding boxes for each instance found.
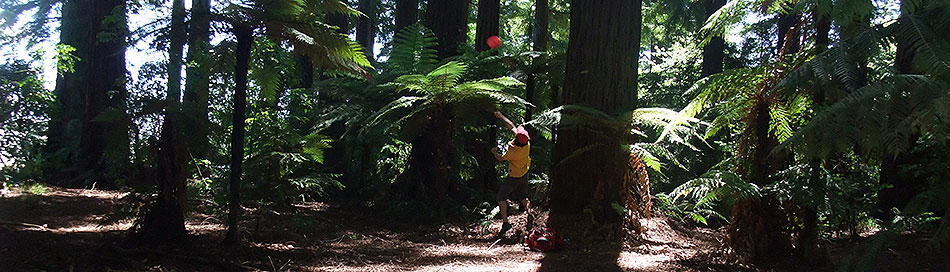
[521,198,532,229]
[497,178,514,235]
[498,200,509,223]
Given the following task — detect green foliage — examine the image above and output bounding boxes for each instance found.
[234,0,374,77]
[0,60,50,184]
[243,97,341,205]
[387,24,439,75]
[54,44,79,74]
[527,105,706,172]
[366,61,527,141]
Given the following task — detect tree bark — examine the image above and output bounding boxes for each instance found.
[356,0,377,61]
[136,0,188,245]
[524,0,549,121]
[168,0,185,105]
[548,0,640,244]
[474,0,499,51]
[395,105,458,220]
[701,0,725,77]
[184,0,212,158]
[49,0,129,186]
[425,0,469,59]
[394,0,418,34]
[727,9,802,264]
[224,23,253,245]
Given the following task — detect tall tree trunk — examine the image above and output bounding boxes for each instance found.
[701,0,725,77]
[469,0,501,200]
[136,0,188,245]
[425,0,469,59]
[356,0,377,62]
[184,0,212,159]
[727,9,802,264]
[49,0,129,187]
[395,105,457,220]
[320,13,351,180]
[524,0,549,121]
[548,0,640,244]
[224,23,253,245]
[167,0,185,104]
[878,1,922,221]
[394,0,418,33]
[799,6,832,263]
[474,0,499,51]
[47,0,85,169]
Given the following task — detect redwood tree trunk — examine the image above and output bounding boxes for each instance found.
[224,24,253,245]
[49,0,129,186]
[524,0,549,121]
[356,0,377,61]
[394,0,418,33]
[184,0,212,158]
[701,0,725,77]
[548,0,640,244]
[474,0,499,51]
[425,0,469,59]
[136,0,189,245]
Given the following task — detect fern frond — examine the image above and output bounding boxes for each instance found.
[364,96,425,132]
[389,24,439,74]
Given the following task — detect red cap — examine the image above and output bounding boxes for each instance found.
[515,126,530,145]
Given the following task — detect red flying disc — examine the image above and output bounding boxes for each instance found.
[487,35,501,49]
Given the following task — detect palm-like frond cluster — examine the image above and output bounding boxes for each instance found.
[233,0,373,77]
[366,61,527,139]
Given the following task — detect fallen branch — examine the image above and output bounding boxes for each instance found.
[0,221,49,231]
[486,238,502,252]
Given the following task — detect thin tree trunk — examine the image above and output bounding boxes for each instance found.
[168,0,185,104]
[524,0,549,121]
[549,0,640,244]
[224,23,253,245]
[799,6,832,264]
[394,0,418,33]
[356,0,377,62]
[470,0,502,199]
[426,0,469,59]
[727,9,802,264]
[474,0,499,51]
[136,0,187,245]
[184,0,212,158]
[701,0,725,77]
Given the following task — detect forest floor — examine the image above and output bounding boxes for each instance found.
[1,186,947,271]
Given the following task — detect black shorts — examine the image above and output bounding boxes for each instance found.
[497,175,529,202]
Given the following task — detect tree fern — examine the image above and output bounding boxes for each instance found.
[234,0,373,77]
[388,23,439,75]
[365,61,526,140]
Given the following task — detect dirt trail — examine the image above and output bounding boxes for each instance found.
[0,186,744,271]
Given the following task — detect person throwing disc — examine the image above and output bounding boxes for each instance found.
[490,111,531,236]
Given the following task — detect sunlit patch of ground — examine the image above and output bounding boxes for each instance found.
[617,251,673,270]
[1,186,740,271]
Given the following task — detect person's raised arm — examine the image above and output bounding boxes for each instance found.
[494,111,517,132]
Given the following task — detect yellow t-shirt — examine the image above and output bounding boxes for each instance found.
[501,140,531,178]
